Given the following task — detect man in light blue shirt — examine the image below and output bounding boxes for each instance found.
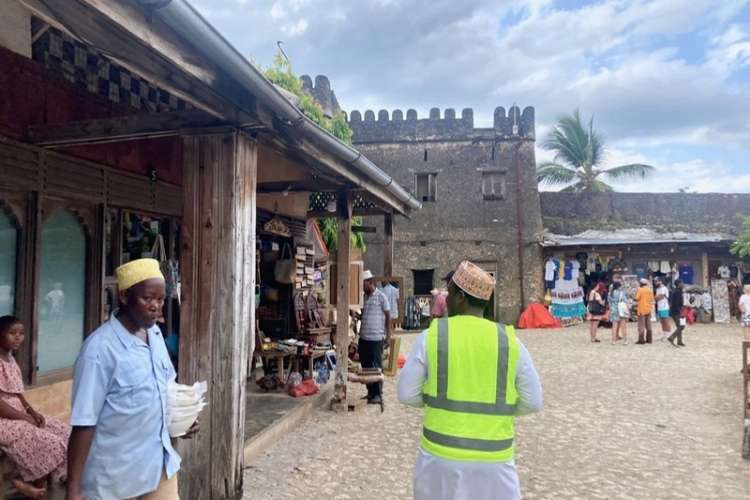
[67,259,191,500]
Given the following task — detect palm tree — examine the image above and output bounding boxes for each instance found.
[536,110,655,192]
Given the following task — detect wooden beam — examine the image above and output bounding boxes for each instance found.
[332,189,352,412]
[384,213,394,277]
[20,0,413,215]
[307,207,390,219]
[19,0,255,122]
[178,132,256,499]
[27,110,239,146]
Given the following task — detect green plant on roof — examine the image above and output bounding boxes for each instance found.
[263,51,362,250]
[537,110,655,192]
[263,51,352,144]
[730,215,750,259]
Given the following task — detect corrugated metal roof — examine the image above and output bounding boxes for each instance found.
[541,228,733,247]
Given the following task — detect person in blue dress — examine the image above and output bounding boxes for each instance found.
[609,282,630,345]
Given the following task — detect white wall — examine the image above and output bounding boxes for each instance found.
[0,1,32,57]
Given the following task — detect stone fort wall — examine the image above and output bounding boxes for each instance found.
[350,106,543,322]
[541,192,750,235]
[347,105,535,143]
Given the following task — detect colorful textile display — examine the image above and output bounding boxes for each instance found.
[711,279,730,324]
[549,280,586,319]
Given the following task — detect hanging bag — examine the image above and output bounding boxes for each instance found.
[617,292,630,319]
[152,234,179,301]
[274,243,296,284]
[588,292,605,315]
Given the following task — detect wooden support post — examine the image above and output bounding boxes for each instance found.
[701,252,709,287]
[332,189,352,412]
[384,213,394,277]
[179,132,257,499]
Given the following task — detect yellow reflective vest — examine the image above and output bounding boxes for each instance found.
[422,316,520,462]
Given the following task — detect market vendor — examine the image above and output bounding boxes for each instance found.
[66,258,195,500]
[359,270,391,405]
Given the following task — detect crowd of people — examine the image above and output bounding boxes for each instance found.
[586,276,750,347]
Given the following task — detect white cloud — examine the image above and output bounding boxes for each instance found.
[270,2,286,19]
[282,18,309,37]
[554,147,750,194]
[191,0,750,193]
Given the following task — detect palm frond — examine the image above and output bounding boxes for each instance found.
[587,116,604,168]
[603,163,656,180]
[589,178,615,192]
[543,109,597,169]
[536,163,578,186]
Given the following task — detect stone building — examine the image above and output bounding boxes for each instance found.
[348,105,544,322]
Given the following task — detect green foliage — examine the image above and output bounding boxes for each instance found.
[730,215,750,259]
[263,51,352,144]
[263,52,363,250]
[317,217,366,252]
[537,109,655,192]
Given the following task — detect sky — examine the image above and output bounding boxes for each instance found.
[190,0,750,193]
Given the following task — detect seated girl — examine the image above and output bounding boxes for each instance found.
[0,316,70,499]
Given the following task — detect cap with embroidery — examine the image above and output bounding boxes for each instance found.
[116,258,164,292]
[450,261,496,301]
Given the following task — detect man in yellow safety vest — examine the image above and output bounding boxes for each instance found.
[397,260,543,500]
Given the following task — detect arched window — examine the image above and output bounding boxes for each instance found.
[0,208,17,316]
[37,209,86,374]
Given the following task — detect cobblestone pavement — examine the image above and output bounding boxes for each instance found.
[243,324,750,499]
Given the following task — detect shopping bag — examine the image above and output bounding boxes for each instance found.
[618,301,630,319]
[274,243,296,284]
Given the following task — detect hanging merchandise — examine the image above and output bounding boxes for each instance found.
[151,234,179,301]
[678,264,694,285]
[544,258,557,288]
[274,243,296,284]
[711,279,730,324]
[549,280,586,320]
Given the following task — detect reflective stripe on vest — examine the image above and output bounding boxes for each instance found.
[422,319,518,415]
[421,317,519,461]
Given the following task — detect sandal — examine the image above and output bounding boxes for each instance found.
[590,339,601,343]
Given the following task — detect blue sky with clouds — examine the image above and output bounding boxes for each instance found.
[191,0,750,193]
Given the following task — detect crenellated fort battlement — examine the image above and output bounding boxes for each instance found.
[300,74,341,118]
[346,106,534,143]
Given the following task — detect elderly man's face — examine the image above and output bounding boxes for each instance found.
[363,279,375,294]
[121,279,166,328]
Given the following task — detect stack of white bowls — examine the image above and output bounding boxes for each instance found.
[167,380,207,437]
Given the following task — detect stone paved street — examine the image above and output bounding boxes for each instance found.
[243,324,750,499]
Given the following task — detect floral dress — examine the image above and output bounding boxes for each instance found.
[609,289,625,322]
[0,355,70,482]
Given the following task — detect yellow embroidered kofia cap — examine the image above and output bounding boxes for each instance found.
[116,258,164,292]
[451,261,496,301]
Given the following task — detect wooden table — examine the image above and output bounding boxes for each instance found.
[294,350,328,378]
[259,350,292,382]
